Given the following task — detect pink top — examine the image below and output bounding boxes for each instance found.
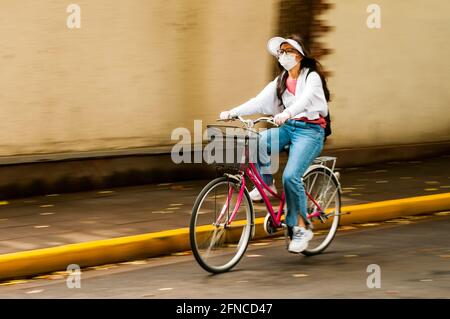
[286,76,297,95]
[285,76,327,129]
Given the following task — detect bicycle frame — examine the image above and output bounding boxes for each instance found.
[246,162,285,227]
[215,160,327,229]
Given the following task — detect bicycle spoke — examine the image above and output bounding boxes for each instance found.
[314,172,333,208]
[321,187,338,214]
[204,227,226,258]
[306,170,319,194]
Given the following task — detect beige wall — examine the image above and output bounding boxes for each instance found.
[0,0,449,158]
[0,0,278,156]
[321,0,450,148]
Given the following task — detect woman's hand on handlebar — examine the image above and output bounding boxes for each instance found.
[219,111,230,120]
[219,110,237,121]
[273,109,292,126]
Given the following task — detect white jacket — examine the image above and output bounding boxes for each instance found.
[230,67,328,120]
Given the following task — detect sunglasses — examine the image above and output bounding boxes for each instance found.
[276,48,299,56]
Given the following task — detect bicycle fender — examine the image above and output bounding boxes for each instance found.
[303,164,342,191]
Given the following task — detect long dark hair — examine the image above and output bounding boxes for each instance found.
[276,34,331,108]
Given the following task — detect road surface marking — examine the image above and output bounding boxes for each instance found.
[98,190,114,194]
[292,274,309,278]
[26,289,43,294]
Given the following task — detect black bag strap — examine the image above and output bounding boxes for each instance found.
[306,68,313,80]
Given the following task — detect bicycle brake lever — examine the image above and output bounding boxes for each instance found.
[267,118,279,127]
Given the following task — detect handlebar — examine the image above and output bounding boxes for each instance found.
[216,115,279,128]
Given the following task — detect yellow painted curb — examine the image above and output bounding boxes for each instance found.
[339,192,450,224]
[0,192,449,281]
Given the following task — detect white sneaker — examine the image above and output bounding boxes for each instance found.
[288,226,314,253]
[249,182,277,202]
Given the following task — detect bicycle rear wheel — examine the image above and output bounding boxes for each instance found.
[189,176,254,273]
[302,167,341,256]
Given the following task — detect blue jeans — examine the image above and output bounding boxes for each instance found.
[256,119,325,227]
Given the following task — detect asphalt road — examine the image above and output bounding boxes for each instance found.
[1,214,449,299]
[1,155,449,255]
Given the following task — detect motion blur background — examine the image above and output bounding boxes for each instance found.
[0,0,449,197]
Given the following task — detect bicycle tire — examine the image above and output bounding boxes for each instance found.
[302,166,341,256]
[189,176,254,273]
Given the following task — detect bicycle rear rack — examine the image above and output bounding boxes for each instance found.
[312,156,338,172]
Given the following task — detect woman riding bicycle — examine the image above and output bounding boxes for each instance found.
[219,34,331,254]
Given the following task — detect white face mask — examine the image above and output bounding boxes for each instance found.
[278,53,298,71]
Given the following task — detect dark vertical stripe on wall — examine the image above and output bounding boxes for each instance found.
[273,0,334,77]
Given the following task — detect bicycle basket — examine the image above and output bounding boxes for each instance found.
[204,124,259,171]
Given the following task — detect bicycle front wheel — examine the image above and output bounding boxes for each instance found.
[302,167,341,256]
[189,176,254,273]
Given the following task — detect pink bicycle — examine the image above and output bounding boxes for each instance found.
[189,116,342,274]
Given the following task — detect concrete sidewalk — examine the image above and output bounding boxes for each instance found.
[0,154,449,255]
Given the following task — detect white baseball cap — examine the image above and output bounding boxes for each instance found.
[267,36,305,57]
